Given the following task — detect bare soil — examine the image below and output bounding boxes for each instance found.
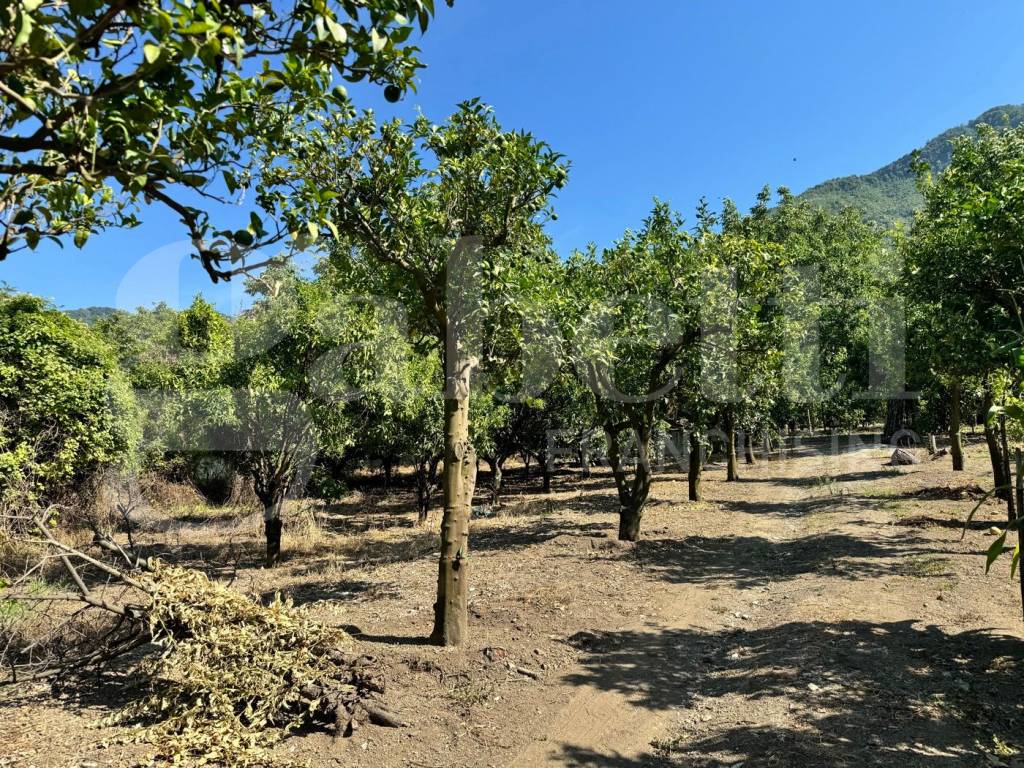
[3,434,1023,768]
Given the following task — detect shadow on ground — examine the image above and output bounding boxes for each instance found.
[764,468,905,489]
[629,531,942,589]
[558,619,1023,767]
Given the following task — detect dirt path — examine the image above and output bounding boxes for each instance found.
[504,581,716,767]
[506,442,821,767]
[506,440,1024,767]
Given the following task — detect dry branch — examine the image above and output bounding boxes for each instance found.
[1,513,403,766]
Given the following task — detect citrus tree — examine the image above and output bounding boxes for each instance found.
[736,188,891,438]
[905,124,1024,516]
[269,101,567,644]
[95,298,236,499]
[0,292,137,502]
[0,0,449,276]
[227,265,395,566]
[564,202,704,541]
[697,226,787,483]
[967,336,1024,617]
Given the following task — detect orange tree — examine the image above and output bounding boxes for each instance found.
[905,124,1024,518]
[268,101,567,645]
[0,0,449,277]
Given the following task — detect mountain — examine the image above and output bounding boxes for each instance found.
[797,104,1024,224]
[66,306,118,324]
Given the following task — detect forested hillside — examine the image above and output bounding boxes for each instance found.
[65,306,117,325]
[798,104,1024,223]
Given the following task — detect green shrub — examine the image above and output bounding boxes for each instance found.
[0,294,138,502]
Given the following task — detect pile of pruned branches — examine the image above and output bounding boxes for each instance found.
[1,511,404,766]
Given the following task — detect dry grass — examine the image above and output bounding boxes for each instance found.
[443,671,496,713]
[517,582,577,611]
[904,554,954,578]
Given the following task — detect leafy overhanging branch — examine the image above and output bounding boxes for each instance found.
[0,0,453,277]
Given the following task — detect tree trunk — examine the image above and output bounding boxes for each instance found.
[431,387,474,647]
[1015,449,1024,621]
[604,421,652,542]
[617,429,651,542]
[744,431,756,465]
[983,389,1010,505]
[806,405,815,436]
[382,457,393,491]
[1016,449,1024,529]
[884,397,919,445]
[999,412,1016,523]
[486,456,504,507]
[618,502,643,541]
[264,498,284,568]
[950,381,965,471]
[579,441,592,479]
[623,427,651,542]
[416,460,429,525]
[927,434,938,454]
[419,456,440,525]
[540,455,552,494]
[725,411,739,482]
[688,431,703,501]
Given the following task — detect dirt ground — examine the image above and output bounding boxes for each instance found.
[3,434,1023,768]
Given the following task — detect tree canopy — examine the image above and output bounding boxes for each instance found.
[0,293,136,501]
[0,0,450,277]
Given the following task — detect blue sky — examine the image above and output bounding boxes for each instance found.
[5,0,1024,312]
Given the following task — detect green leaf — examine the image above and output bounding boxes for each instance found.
[249,212,266,237]
[370,28,385,53]
[179,20,216,35]
[324,17,347,43]
[986,531,1008,574]
[1012,543,1021,580]
[985,405,1003,426]
[0,0,436,260]
[1005,404,1024,423]
[14,12,33,47]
